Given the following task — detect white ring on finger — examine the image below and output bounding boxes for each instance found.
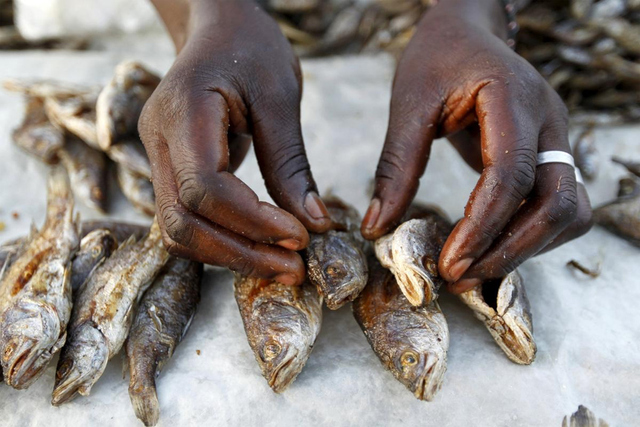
[536,150,584,185]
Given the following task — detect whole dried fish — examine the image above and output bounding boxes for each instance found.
[353,255,449,401]
[374,204,451,306]
[11,97,64,164]
[0,167,79,389]
[612,157,640,178]
[306,195,368,309]
[573,127,598,181]
[52,219,169,405]
[233,275,322,393]
[58,137,108,213]
[81,220,149,242]
[562,405,610,427]
[96,61,161,151]
[107,137,152,179]
[70,229,118,292]
[458,271,536,365]
[44,91,100,149]
[117,164,156,217]
[593,181,640,247]
[127,257,202,427]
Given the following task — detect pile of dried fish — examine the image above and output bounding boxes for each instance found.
[0,168,204,427]
[357,203,536,401]
[4,60,160,216]
[517,0,640,125]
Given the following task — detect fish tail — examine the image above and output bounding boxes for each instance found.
[129,379,160,427]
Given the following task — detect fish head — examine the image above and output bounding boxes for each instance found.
[253,301,316,393]
[381,308,449,401]
[51,323,109,406]
[78,230,117,264]
[307,232,367,308]
[1,299,63,389]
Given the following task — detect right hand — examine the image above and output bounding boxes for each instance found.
[140,0,331,286]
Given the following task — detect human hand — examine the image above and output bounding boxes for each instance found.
[141,0,331,285]
[361,0,593,293]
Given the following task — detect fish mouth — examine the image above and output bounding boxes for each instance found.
[3,338,43,388]
[325,276,367,310]
[412,353,447,402]
[492,317,537,365]
[267,351,300,393]
[395,266,436,307]
[52,364,91,406]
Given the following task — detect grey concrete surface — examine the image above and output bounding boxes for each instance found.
[0,52,638,426]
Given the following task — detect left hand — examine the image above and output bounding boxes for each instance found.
[361,0,593,293]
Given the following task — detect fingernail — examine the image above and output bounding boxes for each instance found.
[449,258,474,282]
[449,278,482,294]
[362,198,381,232]
[276,238,302,251]
[275,273,298,286]
[304,192,330,220]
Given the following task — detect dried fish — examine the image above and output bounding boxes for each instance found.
[374,204,451,306]
[458,271,536,365]
[353,255,449,401]
[612,157,640,178]
[96,61,161,151]
[127,258,202,427]
[80,220,149,242]
[562,405,610,427]
[52,218,169,405]
[11,97,64,164]
[573,127,598,181]
[70,229,118,292]
[570,0,593,21]
[233,275,322,393]
[117,164,156,216]
[3,79,93,99]
[269,0,319,13]
[0,167,79,389]
[593,182,640,247]
[0,237,27,271]
[617,177,640,198]
[306,194,368,309]
[44,91,100,150]
[58,137,108,213]
[116,167,155,216]
[107,137,152,179]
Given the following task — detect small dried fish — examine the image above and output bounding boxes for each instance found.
[52,219,169,405]
[353,255,449,401]
[0,167,79,389]
[44,91,100,149]
[269,0,319,13]
[306,195,368,309]
[233,275,322,393]
[70,229,118,292]
[570,0,593,21]
[612,157,640,178]
[593,182,640,247]
[58,137,108,213]
[458,271,536,365]
[117,164,156,216]
[374,205,451,306]
[107,137,152,179]
[80,220,149,242]
[617,177,640,198]
[573,127,598,181]
[96,61,161,151]
[562,405,610,427]
[127,257,202,427]
[11,97,64,164]
[566,260,601,278]
[3,79,93,99]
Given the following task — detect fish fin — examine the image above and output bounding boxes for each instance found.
[129,382,160,427]
[119,234,138,249]
[147,304,163,333]
[28,221,39,242]
[0,254,10,280]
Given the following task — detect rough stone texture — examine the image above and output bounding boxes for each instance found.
[0,52,638,426]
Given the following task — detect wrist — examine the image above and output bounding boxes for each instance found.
[432,0,509,42]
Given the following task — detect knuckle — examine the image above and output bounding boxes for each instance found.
[175,169,210,212]
[545,180,579,225]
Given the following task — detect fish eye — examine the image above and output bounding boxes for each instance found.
[92,246,102,257]
[3,342,16,360]
[422,257,438,276]
[262,340,282,361]
[325,265,342,279]
[401,351,419,367]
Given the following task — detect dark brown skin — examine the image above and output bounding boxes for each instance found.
[360,0,593,293]
[144,0,332,286]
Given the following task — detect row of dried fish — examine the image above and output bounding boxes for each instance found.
[0,168,203,427]
[4,60,159,216]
